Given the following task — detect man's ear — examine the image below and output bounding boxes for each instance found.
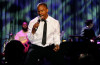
[47,9,48,13]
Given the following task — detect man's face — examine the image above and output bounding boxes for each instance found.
[89,23,94,29]
[22,22,28,32]
[37,5,48,20]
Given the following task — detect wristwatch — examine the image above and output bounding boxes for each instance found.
[34,27,38,31]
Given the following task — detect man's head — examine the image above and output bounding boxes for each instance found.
[22,22,28,32]
[85,20,93,28]
[37,2,48,20]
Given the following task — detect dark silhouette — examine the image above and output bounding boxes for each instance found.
[80,20,96,42]
[4,40,25,65]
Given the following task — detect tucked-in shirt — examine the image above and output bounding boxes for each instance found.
[27,15,60,47]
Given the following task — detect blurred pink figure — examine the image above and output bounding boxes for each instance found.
[14,22,30,53]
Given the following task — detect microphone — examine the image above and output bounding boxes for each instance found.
[33,16,46,33]
[38,16,45,22]
[38,16,42,23]
[34,17,41,31]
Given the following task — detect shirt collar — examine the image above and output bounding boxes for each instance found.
[37,15,50,22]
[46,15,50,22]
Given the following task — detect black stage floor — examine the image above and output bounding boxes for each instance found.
[0,41,100,65]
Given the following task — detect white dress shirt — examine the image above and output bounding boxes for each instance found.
[27,15,60,47]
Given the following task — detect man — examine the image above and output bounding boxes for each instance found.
[25,2,61,65]
[14,22,30,53]
[80,20,96,42]
[80,20,100,65]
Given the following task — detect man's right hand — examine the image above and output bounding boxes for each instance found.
[32,22,39,34]
[98,34,100,38]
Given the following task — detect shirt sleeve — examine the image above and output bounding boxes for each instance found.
[80,27,85,36]
[27,20,35,43]
[53,20,61,45]
[14,33,19,40]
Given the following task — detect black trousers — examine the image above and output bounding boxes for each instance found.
[24,44,64,65]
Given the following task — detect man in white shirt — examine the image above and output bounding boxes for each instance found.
[25,2,62,65]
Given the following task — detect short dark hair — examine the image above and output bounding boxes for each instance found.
[85,20,93,26]
[37,2,48,9]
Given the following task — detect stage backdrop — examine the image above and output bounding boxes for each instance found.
[0,0,100,53]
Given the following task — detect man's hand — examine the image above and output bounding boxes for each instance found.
[53,44,60,52]
[98,34,100,38]
[32,22,39,34]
